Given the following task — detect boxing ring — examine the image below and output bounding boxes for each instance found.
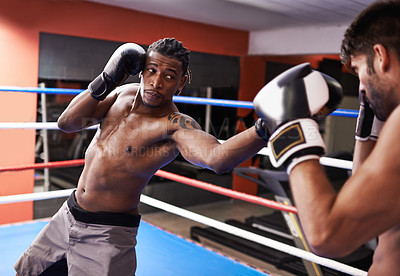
[0,86,367,275]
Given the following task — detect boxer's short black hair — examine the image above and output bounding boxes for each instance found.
[148,38,190,78]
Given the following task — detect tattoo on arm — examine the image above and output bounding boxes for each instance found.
[168,113,199,130]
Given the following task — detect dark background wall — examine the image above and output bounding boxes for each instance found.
[39,32,240,139]
[39,32,240,90]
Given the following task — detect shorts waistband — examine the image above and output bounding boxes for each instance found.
[67,191,141,228]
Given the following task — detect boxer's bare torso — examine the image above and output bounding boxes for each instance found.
[75,83,196,215]
[368,225,400,275]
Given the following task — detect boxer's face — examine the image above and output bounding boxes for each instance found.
[140,51,187,108]
[351,54,394,121]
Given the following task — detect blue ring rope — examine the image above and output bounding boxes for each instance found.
[0,86,358,118]
[0,86,82,95]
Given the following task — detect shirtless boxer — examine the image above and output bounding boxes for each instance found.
[14,38,267,275]
[254,1,400,274]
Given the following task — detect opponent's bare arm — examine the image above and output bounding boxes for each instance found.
[289,107,400,258]
[170,113,267,174]
[352,139,376,172]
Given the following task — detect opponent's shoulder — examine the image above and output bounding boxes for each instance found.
[389,105,400,119]
[167,112,201,130]
[383,106,400,130]
[373,106,400,153]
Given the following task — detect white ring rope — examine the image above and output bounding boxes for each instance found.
[0,190,367,275]
[320,156,352,170]
[140,195,367,276]
[217,140,352,170]
[0,189,74,204]
[0,122,97,130]
[0,122,352,170]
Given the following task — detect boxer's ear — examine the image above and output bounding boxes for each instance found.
[373,44,389,73]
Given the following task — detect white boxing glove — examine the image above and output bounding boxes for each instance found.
[254,63,343,173]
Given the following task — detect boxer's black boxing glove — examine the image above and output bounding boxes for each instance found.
[355,92,384,141]
[253,63,343,173]
[88,43,146,101]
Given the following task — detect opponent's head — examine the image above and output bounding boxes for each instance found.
[341,1,400,120]
[340,0,400,74]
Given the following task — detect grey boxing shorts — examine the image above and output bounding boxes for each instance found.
[15,190,141,276]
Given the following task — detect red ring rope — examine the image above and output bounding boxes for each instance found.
[0,159,297,213]
[0,159,85,171]
[155,170,297,213]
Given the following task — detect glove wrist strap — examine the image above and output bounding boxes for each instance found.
[268,118,325,168]
[286,155,321,174]
[88,72,115,101]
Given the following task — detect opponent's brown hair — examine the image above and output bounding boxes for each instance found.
[340,0,400,73]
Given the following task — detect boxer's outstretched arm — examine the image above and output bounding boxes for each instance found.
[171,113,266,174]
